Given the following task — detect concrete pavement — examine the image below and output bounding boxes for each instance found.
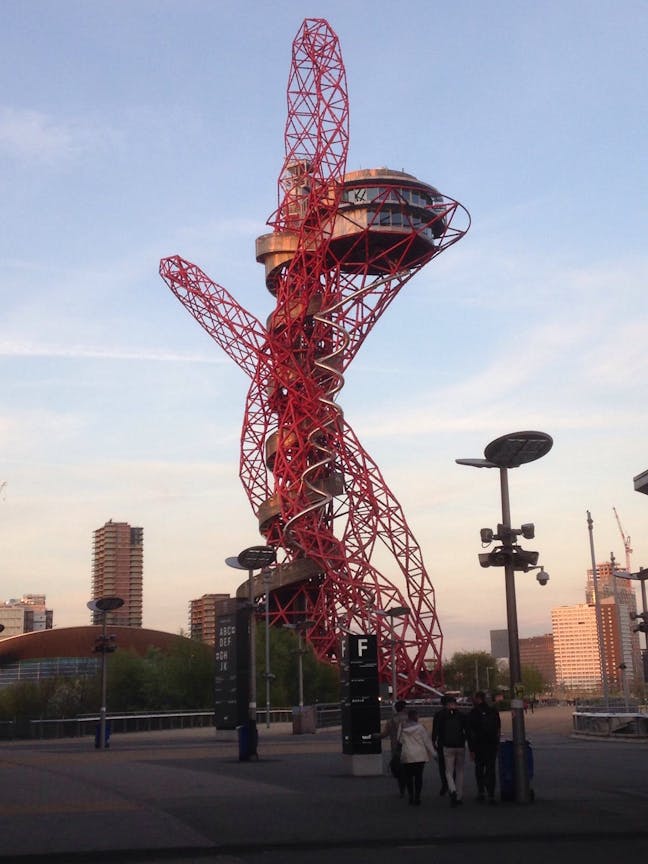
[0,706,647,863]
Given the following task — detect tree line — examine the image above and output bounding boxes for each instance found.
[0,626,341,732]
[442,649,545,700]
[0,632,545,734]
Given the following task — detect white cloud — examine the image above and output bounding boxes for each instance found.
[0,106,116,165]
[0,340,224,363]
[0,409,86,453]
[349,248,648,444]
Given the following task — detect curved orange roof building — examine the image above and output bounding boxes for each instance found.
[0,626,191,664]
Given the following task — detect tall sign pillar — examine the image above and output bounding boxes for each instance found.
[341,634,382,776]
[214,598,249,731]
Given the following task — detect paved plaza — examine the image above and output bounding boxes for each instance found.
[0,706,647,863]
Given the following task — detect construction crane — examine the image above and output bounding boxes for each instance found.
[613,506,633,572]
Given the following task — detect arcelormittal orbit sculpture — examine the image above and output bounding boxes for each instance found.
[160,19,469,695]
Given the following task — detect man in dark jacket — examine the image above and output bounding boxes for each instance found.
[431,696,449,795]
[431,695,468,807]
[467,691,501,804]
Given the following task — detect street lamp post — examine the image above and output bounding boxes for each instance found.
[225,545,276,755]
[610,552,631,709]
[391,636,398,701]
[262,567,274,728]
[631,470,648,683]
[586,512,610,708]
[87,596,124,750]
[618,663,629,710]
[285,619,315,708]
[375,606,410,701]
[457,430,552,804]
[616,567,648,684]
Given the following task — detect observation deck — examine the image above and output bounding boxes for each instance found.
[256,167,449,290]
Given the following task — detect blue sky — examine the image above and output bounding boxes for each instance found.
[2,0,647,658]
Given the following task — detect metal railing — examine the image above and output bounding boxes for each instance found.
[25,704,344,740]
[16,701,449,741]
[30,710,216,739]
[574,698,645,713]
[572,711,648,738]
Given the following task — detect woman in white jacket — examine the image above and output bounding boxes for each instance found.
[397,708,436,806]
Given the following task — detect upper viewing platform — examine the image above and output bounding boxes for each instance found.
[256,167,455,292]
[329,167,448,274]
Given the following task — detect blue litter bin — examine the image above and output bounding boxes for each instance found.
[237,721,258,761]
[498,739,534,801]
[94,720,112,749]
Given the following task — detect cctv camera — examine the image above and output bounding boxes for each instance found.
[480,528,494,544]
[536,569,549,586]
[521,523,535,540]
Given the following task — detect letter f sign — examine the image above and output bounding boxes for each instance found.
[357,638,368,657]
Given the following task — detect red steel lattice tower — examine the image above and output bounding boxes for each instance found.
[160,18,469,695]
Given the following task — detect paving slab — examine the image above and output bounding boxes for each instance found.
[0,706,646,863]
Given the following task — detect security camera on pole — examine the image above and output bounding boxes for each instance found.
[457,430,553,805]
[631,611,648,635]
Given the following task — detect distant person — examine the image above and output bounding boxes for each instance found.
[432,695,468,807]
[432,696,450,795]
[467,691,501,805]
[381,699,407,796]
[397,708,436,806]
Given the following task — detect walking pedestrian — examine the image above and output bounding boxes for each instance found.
[467,690,501,805]
[381,699,407,797]
[432,695,468,808]
[397,708,436,806]
[431,696,449,795]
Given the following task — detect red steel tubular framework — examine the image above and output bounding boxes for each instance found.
[160,18,470,696]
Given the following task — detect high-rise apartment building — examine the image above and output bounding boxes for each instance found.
[0,594,53,639]
[549,557,644,696]
[519,634,555,686]
[189,593,230,645]
[551,601,621,693]
[586,561,642,684]
[91,520,143,627]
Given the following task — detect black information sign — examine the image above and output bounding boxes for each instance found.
[340,634,381,755]
[214,599,249,729]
